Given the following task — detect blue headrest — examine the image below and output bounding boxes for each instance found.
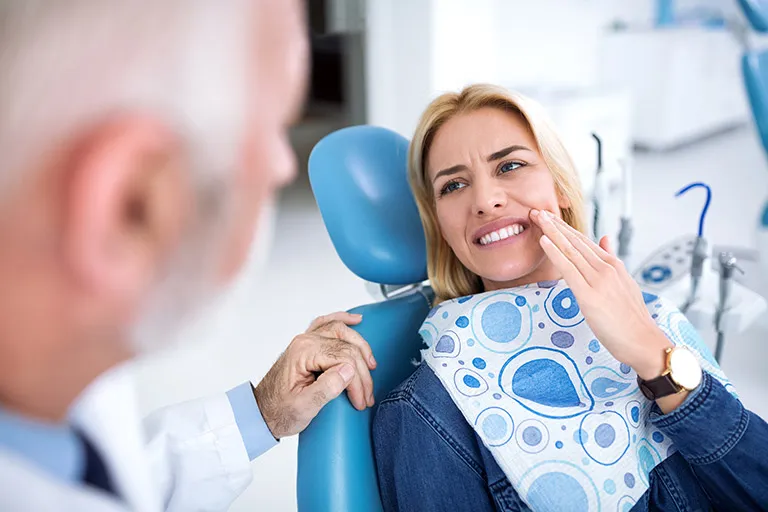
[308,125,428,285]
[738,0,768,32]
[743,50,768,154]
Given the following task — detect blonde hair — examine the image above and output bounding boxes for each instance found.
[408,84,587,304]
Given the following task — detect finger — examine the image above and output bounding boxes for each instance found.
[543,214,610,277]
[311,350,367,410]
[547,216,633,292]
[345,371,368,411]
[551,215,625,273]
[539,235,589,294]
[307,311,363,333]
[548,214,615,263]
[530,210,597,281]
[327,337,375,407]
[315,321,376,370]
[599,235,613,255]
[302,363,357,416]
[547,216,631,289]
[306,337,374,408]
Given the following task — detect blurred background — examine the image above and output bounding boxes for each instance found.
[132,0,768,509]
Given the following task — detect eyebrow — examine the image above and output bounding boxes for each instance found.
[432,164,467,182]
[432,144,532,183]
[487,144,531,162]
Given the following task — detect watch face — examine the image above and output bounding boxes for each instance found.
[669,348,702,390]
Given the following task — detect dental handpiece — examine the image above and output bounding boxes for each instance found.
[715,252,744,363]
[617,217,633,260]
[682,237,708,313]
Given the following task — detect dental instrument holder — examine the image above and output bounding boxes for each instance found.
[591,133,604,241]
[617,158,633,262]
[714,252,745,363]
[682,237,708,313]
[618,217,633,260]
[676,183,712,313]
[633,180,766,361]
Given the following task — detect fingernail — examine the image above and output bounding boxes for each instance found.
[339,364,355,383]
[353,313,363,319]
[369,354,377,367]
[530,209,540,217]
[368,393,375,406]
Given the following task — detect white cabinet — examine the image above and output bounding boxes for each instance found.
[599,28,749,150]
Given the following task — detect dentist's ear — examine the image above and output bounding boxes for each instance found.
[64,115,192,321]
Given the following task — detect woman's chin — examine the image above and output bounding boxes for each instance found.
[475,264,538,289]
[469,251,551,289]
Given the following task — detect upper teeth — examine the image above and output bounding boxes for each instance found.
[479,224,525,245]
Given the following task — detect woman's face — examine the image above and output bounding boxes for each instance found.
[427,107,567,290]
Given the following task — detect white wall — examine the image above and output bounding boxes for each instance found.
[364,0,436,138]
[366,0,606,139]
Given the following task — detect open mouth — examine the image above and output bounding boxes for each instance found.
[475,223,527,246]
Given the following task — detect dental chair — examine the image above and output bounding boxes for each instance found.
[738,0,768,272]
[296,126,431,512]
[740,1,768,155]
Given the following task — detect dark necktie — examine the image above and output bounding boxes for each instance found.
[76,430,117,498]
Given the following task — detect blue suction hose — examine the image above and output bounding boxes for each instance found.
[675,182,712,238]
[675,182,712,312]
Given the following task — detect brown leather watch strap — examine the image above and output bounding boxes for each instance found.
[637,374,681,400]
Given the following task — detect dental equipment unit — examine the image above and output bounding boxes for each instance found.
[632,181,766,363]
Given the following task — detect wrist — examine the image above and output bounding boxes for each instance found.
[624,330,674,380]
[252,382,280,440]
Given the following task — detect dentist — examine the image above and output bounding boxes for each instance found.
[0,0,375,510]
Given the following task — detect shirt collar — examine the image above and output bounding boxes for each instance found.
[0,405,84,482]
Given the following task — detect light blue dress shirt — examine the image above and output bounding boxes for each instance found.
[0,382,276,481]
[0,406,85,481]
[225,382,279,460]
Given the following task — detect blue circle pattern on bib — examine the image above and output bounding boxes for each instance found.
[421,280,729,512]
[518,460,599,512]
[545,287,585,328]
[475,406,515,447]
[470,292,533,353]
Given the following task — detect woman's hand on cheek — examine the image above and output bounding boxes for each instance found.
[529,209,673,380]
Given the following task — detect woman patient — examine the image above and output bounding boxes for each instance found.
[371,84,768,511]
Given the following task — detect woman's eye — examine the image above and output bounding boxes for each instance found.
[500,161,524,174]
[440,181,465,196]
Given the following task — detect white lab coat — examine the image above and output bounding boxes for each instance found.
[0,365,254,511]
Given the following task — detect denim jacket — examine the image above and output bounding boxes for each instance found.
[373,363,768,511]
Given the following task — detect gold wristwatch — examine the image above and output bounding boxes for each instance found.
[637,346,702,400]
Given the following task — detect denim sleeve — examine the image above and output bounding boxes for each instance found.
[651,371,768,511]
[372,397,497,512]
[226,382,278,461]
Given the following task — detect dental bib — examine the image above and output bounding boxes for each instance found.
[420,280,731,512]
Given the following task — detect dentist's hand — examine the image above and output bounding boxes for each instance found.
[253,311,376,439]
[529,209,672,381]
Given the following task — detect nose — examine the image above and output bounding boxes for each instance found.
[472,177,507,216]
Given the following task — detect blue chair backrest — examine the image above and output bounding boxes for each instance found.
[739,0,768,155]
[738,0,768,32]
[296,126,430,511]
[743,50,768,155]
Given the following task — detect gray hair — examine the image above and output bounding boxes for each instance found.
[0,0,251,191]
[0,0,262,353]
